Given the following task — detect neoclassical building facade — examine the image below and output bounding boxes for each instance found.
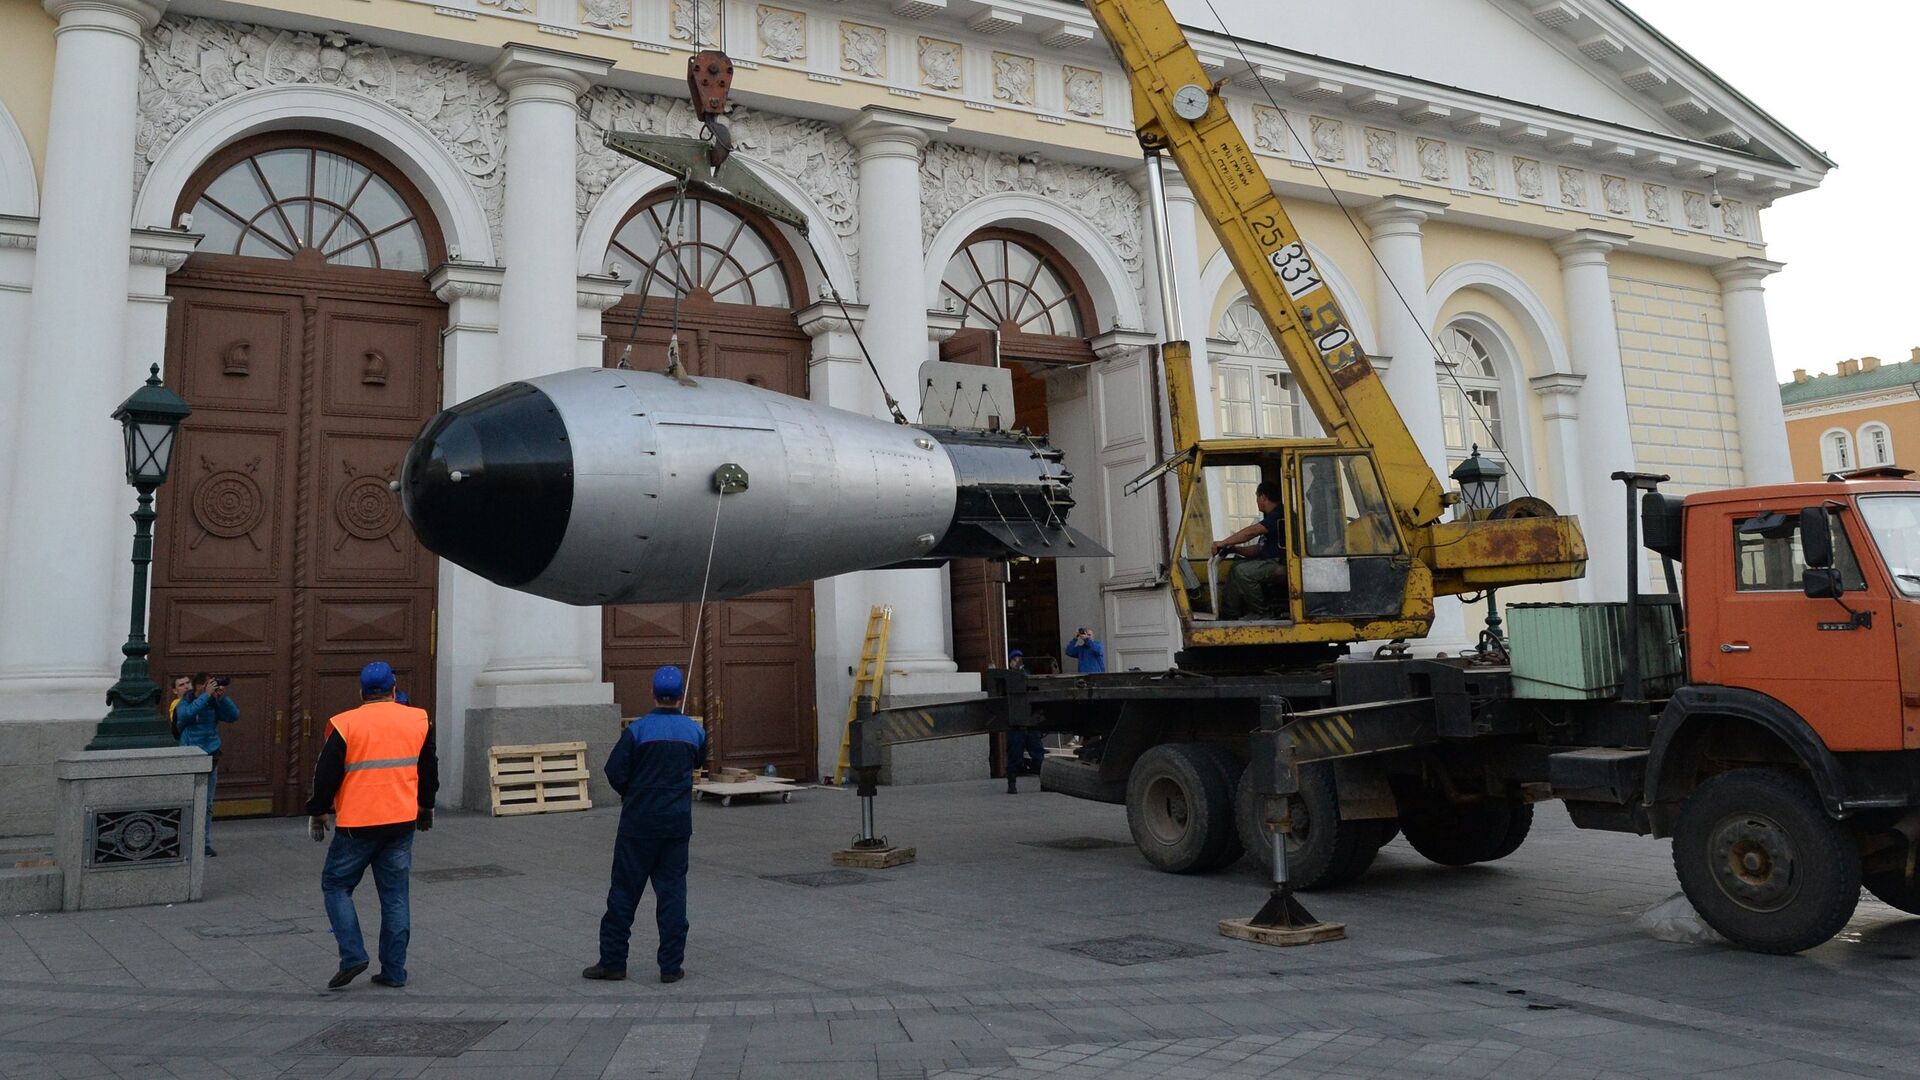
[0,0,1824,830]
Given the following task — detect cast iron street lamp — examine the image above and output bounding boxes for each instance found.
[86,364,191,751]
[1450,446,1509,656]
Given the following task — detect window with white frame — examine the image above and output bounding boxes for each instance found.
[1437,323,1511,506]
[1212,297,1302,522]
[1823,429,1855,473]
[1860,422,1894,468]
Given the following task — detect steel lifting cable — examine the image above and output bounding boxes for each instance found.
[1197,0,1532,501]
[614,179,693,370]
[799,234,910,425]
[684,486,728,689]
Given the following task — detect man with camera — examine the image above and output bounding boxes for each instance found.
[173,672,240,857]
[1064,628,1106,674]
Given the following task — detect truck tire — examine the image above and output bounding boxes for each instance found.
[1189,743,1248,871]
[1236,762,1380,889]
[1039,755,1127,805]
[1672,769,1861,955]
[1394,786,1531,867]
[1126,744,1239,874]
[1864,871,1920,916]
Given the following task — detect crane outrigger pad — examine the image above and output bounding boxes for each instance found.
[603,130,811,233]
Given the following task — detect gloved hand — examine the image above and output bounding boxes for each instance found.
[307,815,328,843]
[416,807,434,832]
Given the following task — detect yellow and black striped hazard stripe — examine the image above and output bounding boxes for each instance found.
[1286,713,1357,758]
[873,709,940,747]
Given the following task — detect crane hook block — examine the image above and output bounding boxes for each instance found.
[688,50,734,121]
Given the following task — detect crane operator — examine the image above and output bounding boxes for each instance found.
[1211,480,1288,620]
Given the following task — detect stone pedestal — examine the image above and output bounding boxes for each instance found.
[55,746,209,911]
[875,671,987,785]
[463,684,622,812]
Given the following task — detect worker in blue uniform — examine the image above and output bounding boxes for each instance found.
[583,665,707,984]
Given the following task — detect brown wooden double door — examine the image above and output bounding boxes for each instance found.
[600,304,817,778]
[151,263,444,816]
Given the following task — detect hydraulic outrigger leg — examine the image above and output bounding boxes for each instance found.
[830,697,916,869]
[1219,705,1347,946]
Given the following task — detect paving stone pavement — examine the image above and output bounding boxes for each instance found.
[4,781,1920,1079]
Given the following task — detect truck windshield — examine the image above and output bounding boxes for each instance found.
[1858,495,1920,596]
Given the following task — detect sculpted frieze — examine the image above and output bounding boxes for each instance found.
[921,142,1144,291]
[138,17,507,247]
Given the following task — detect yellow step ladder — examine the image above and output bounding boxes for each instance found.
[832,605,893,784]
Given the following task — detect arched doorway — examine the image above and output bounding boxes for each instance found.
[152,132,448,817]
[937,228,1096,690]
[598,188,817,777]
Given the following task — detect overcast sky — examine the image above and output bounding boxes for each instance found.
[1624,0,1917,381]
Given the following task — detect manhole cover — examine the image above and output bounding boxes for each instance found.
[1049,935,1225,966]
[287,1020,502,1058]
[762,870,874,888]
[193,920,307,939]
[1019,836,1131,851]
[416,864,522,883]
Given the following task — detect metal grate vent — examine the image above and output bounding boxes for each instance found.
[761,870,876,888]
[416,864,523,883]
[1048,935,1225,966]
[287,1020,503,1058]
[1019,836,1131,851]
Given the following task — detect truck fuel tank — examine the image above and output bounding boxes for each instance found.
[399,366,1107,606]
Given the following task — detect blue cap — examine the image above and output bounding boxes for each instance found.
[653,665,685,700]
[360,661,396,696]
[1008,649,1023,658]
[394,690,410,706]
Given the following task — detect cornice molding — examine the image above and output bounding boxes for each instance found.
[430,260,506,303]
[1783,387,1920,421]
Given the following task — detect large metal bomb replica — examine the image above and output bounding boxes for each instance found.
[399,366,1107,606]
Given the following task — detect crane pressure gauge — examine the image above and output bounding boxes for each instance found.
[1172,83,1210,120]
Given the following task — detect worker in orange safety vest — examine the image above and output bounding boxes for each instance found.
[306,661,438,990]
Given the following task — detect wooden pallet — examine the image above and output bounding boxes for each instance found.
[489,741,593,817]
[694,772,801,807]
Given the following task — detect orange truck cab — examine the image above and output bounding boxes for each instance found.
[1632,474,1920,950]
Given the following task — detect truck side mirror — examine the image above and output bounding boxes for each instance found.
[1803,566,1844,599]
[1799,507,1833,569]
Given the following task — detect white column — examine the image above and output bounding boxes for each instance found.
[1529,371,1593,601]
[0,0,167,721]
[843,105,955,675]
[477,44,611,697]
[1159,173,1216,438]
[1552,229,1638,601]
[1714,257,1791,485]
[1359,196,1466,649]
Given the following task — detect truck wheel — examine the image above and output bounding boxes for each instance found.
[1864,871,1920,915]
[1673,769,1860,954]
[1190,744,1247,871]
[1236,762,1379,889]
[1126,744,1239,874]
[1396,790,1529,866]
[1039,755,1127,805]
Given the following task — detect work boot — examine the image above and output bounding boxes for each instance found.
[660,970,684,984]
[581,965,627,981]
[328,962,368,990]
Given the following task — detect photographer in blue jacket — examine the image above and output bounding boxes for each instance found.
[174,672,240,857]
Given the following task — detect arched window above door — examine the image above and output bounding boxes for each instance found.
[185,142,434,272]
[940,231,1091,339]
[1436,322,1513,505]
[606,191,798,310]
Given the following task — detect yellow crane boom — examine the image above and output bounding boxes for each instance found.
[1088,0,1585,652]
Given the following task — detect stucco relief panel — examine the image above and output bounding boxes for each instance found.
[920,142,1144,292]
[577,87,860,275]
[138,17,506,249]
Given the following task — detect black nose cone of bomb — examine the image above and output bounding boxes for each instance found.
[401,381,573,588]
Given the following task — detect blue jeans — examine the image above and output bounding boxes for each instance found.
[598,835,690,974]
[322,829,414,984]
[203,753,218,854]
[1006,731,1046,776]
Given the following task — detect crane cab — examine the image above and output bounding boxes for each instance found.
[1165,439,1438,654]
